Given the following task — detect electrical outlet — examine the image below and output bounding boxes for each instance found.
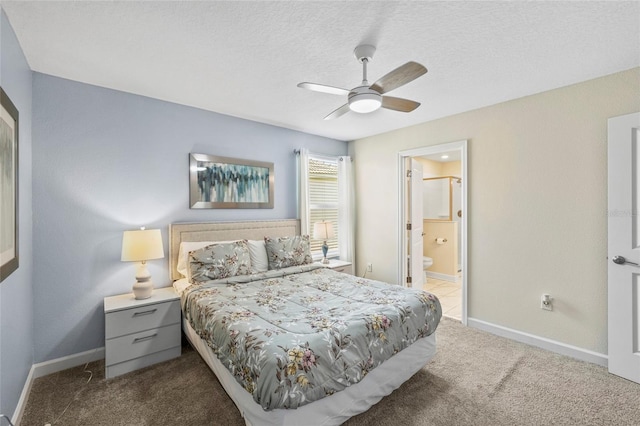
[541,294,553,311]
[366,263,373,272]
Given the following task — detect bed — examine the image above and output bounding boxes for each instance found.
[169,219,442,425]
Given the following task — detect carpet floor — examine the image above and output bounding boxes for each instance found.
[21,318,640,425]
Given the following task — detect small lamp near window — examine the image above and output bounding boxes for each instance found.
[313,220,335,264]
[121,227,164,299]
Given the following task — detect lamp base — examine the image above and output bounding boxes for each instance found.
[133,262,154,299]
[133,280,153,299]
[321,241,329,264]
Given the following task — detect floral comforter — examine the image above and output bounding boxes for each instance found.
[181,264,442,410]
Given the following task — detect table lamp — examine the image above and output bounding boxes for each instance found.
[121,228,164,299]
[313,220,335,264]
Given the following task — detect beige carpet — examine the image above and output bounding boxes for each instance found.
[21,318,640,425]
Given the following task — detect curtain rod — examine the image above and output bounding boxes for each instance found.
[293,149,352,161]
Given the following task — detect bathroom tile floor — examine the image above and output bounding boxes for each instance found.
[423,276,462,321]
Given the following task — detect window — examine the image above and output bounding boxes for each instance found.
[298,149,354,266]
[308,156,339,258]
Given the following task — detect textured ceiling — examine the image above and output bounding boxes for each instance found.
[3,1,639,141]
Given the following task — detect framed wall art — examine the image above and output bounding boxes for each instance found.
[189,153,274,209]
[1,87,19,282]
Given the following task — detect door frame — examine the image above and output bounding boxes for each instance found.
[398,140,468,325]
[408,158,425,289]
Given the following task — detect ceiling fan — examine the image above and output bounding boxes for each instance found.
[297,44,427,120]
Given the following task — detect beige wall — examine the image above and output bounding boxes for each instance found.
[415,158,443,178]
[349,67,640,355]
[442,160,461,177]
[424,220,458,276]
[415,158,461,178]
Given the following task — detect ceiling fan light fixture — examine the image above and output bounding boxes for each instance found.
[348,91,382,113]
[297,44,427,120]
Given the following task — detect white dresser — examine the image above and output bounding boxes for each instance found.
[315,259,353,275]
[104,287,181,379]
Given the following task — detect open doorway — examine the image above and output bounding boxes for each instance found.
[398,140,468,324]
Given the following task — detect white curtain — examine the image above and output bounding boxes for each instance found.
[338,156,355,271]
[297,148,310,236]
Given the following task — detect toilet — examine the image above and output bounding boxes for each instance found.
[423,257,433,283]
[423,256,433,270]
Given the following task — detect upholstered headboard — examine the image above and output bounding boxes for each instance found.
[168,219,300,281]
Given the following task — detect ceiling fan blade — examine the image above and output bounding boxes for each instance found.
[297,82,350,96]
[324,104,351,120]
[370,62,427,94]
[381,96,421,112]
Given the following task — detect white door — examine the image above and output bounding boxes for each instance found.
[608,112,640,383]
[409,159,424,288]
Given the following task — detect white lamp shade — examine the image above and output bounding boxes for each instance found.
[313,221,335,240]
[121,229,165,262]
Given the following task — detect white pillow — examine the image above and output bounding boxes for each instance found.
[172,277,192,295]
[177,241,231,277]
[247,239,269,272]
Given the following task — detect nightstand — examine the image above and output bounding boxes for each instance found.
[315,259,353,275]
[104,287,181,379]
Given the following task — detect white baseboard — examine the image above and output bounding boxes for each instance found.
[12,347,105,425]
[11,365,35,425]
[426,271,458,283]
[32,347,105,379]
[467,318,608,367]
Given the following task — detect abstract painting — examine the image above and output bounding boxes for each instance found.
[1,87,18,282]
[190,153,274,209]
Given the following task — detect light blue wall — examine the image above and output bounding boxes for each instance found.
[32,73,347,362]
[0,9,34,418]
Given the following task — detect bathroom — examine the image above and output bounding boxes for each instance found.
[416,153,463,319]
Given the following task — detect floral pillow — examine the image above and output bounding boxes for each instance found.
[264,235,313,270]
[188,240,252,283]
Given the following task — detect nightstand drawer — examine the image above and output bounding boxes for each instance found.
[106,323,181,366]
[105,300,180,339]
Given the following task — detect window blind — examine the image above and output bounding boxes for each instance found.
[308,157,339,255]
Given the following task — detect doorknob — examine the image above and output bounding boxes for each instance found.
[612,255,639,266]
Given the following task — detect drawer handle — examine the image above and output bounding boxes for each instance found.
[133,333,157,343]
[133,309,157,317]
